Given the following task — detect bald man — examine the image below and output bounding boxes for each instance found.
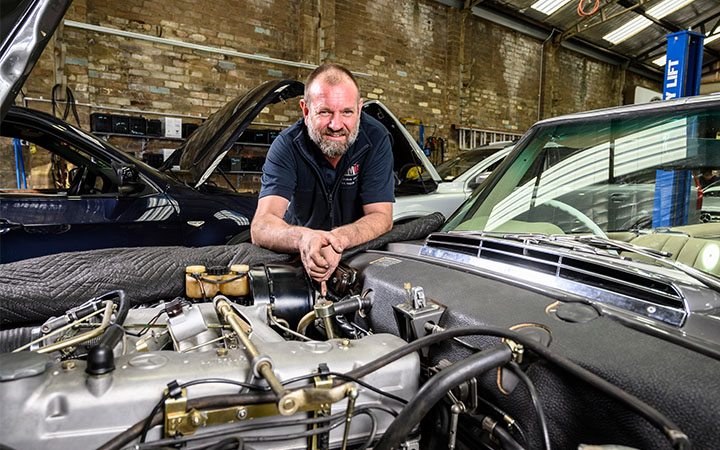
[251,63,394,288]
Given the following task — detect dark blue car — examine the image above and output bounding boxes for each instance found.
[0,79,305,263]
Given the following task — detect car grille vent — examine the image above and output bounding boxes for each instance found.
[422,233,685,312]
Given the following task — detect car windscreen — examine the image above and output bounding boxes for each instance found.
[442,102,720,275]
[435,148,502,181]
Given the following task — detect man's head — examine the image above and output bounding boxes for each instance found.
[703,170,715,180]
[301,63,363,159]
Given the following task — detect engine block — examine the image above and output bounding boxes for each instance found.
[0,302,419,449]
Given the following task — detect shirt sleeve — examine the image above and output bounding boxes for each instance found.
[359,131,395,205]
[259,134,297,201]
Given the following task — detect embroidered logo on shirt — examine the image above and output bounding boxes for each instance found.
[342,164,360,186]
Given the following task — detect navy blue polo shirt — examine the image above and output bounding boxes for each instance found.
[259,112,395,231]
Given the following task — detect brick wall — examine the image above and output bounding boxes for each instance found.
[16,0,660,161]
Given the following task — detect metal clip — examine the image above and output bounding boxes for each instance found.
[505,339,524,364]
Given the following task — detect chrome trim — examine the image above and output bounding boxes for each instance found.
[421,236,688,327]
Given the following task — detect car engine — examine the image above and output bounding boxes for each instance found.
[0,255,714,450]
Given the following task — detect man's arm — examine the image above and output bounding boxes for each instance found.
[329,202,393,250]
[251,195,344,282]
[252,197,392,283]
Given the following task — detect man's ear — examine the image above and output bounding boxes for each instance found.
[358,98,363,112]
[300,99,309,120]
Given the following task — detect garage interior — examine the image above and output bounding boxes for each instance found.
[3,2,720,450]
[2,0,719,192]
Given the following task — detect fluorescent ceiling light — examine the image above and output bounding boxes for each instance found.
[653,55,667,66]
[604,16,652,44]
[603,0,695,44]
[646,0,694,18]
[706,33,720,45]
[530,0,571,15]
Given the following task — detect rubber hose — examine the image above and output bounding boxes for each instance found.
[374,343,512,450]
[0,326,34,353]
[342,325,690,450]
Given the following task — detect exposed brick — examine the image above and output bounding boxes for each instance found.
[19,0,661,162]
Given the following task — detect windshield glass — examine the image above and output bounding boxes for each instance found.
[443,100,720,276]
[435,148,504,181]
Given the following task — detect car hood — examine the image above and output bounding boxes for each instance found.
[0,0,72,122]
[171,83,439,189]
[362,100,440,184]
[173,79,303,188]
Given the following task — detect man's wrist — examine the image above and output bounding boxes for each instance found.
[330,228,353,250]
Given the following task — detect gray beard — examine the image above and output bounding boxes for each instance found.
[307,118,360,159]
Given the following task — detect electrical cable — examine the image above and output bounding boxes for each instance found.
[132,405,387,449]
[577,0,599,16]
[508,361,550,450]
[199,436,244,450]
[342,325,691,450]
[51,84,81,126]
[450,336,529,446]
[99,391,276,450]
[280,371,407,406]
[138,378,269,444]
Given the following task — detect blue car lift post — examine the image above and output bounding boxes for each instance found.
[14,138,27,189]
[652,31,705,228]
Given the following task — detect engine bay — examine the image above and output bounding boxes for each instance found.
[1,255,717,450]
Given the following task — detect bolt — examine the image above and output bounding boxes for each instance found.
[282,398,296,411]
[190,411,204,427]
[340,338,350,349]
[62,360,76,371]
[236,407,248,420]
[216,347,228,357]
[647,306,657,314]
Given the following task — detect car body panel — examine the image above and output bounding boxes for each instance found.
[0,0,72,121]
[393,144,512,222]
[0,106,257,262]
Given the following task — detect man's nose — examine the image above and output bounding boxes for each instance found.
[328,111,343,130]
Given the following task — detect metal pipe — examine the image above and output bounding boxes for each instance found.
[37,301,114,354]
[23,97,289,129]
[214,297,285,397]
[296,310,317,336]
[13,302,112,353]
[63,20,372,78]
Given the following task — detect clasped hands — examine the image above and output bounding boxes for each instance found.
[299,229,346,290]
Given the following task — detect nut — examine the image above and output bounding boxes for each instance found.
[216,348,228,357]
[61,360,76,371]
[236,407,248,420]
[189,410,204,427]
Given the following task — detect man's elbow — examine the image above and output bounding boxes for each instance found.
[380,213,393,234]
[250,220,263,246]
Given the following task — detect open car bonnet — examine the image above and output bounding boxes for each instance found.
[0,0,72,122]
[174,79,304,188]
[171,81,440,188]
[363,99,441,185]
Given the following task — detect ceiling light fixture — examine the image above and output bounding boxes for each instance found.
[705,33,720,45]
[530,0,572,15]
[653,55,667,66]
[603,0,696,44]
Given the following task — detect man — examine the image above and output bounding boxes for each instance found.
[698,170,718,189]
[251,63,394,290]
